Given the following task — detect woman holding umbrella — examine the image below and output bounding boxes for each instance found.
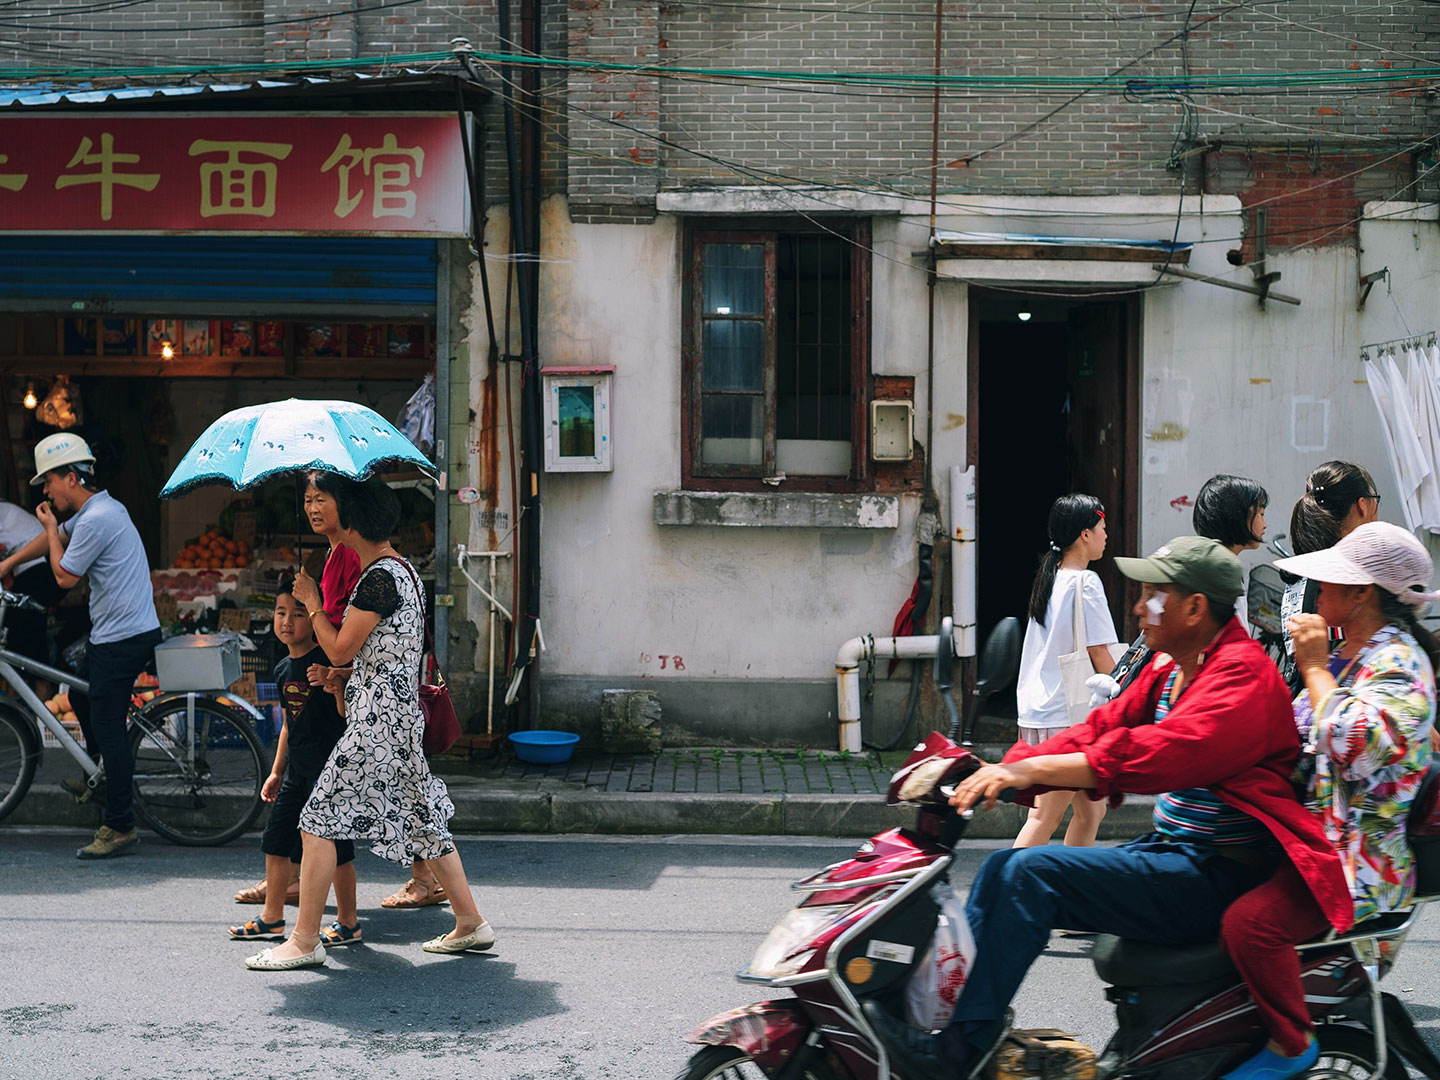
[244,476,492,970]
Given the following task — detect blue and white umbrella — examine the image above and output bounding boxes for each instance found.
[160,398,435,498]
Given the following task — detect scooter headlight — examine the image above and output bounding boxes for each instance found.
[746,904,851,978]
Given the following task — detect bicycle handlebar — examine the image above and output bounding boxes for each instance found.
[0,590,46,614]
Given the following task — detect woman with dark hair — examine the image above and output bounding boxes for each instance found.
[1193,475,1268,625]
[1217,522,1437,1080]
[1193,475,1268,555]
[1291,461,1381,545]
[1012,493,1120,847]
[245,476,492,970]
[308,471,446,912]
[1280,463,1382,690]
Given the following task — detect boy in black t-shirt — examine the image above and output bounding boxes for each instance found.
[228,576,362,946]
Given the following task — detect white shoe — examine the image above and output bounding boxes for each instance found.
[421,919,496,953]
[244,942,326,970]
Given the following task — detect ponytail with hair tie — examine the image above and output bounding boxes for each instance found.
[1028,493,1106,627]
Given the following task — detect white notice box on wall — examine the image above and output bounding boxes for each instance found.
[542,366,614,472]
[870,400,915,461]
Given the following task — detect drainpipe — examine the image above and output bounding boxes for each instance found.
[953,465,977,658]
[833,466,976,752]
[835,633,951,753]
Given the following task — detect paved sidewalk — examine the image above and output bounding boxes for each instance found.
[19,743,1157,839]
[470,746,896,795]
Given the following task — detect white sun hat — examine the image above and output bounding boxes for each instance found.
[29,432,96,485]
[1272,521,1440,607]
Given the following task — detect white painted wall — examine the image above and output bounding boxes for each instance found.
[528,201,933,683]
[1138,204,1440,581]
[450,193,1438,735]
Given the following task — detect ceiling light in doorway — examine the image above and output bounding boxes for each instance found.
[160,339,175,360]
[22,382,37,409]
[1017,311,1032,322]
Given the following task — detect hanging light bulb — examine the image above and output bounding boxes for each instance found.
[160,340,175,360]
[22,381,37,409]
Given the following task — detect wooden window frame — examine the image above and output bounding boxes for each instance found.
[681,219,872,493]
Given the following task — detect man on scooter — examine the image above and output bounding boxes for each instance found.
[865,536,1352,1080]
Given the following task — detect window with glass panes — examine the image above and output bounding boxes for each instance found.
[683,222,870,490]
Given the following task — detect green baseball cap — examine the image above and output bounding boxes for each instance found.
[1114,536,1243,608]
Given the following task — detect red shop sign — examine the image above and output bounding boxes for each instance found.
[0,113,468,235]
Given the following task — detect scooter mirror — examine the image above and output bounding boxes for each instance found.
[975,617,1021,700]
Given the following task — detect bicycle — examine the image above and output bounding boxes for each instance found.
[0,590,267,845]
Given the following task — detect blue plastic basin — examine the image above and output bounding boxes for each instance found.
[509,730,581,764]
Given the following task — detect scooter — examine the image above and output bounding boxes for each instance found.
[678,617,1440,1080]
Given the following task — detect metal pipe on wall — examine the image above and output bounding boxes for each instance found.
[835,634,949,753]
[434,244,451,671]
[953,465,976,658]
[831,467,976,750]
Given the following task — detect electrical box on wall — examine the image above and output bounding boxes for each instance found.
[542,366,614,473]
[870,399,914,461]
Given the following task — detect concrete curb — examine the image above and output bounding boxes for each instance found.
[10,780,1159,840]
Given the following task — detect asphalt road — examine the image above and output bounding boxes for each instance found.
[2,829,1438,1080]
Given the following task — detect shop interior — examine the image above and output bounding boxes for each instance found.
[0,314,436,738]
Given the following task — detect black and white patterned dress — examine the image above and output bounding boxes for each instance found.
[299,557,456,864]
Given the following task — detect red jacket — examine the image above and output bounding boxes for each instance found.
[1003,617,1354,932]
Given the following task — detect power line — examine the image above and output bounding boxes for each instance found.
[0,0,427,34]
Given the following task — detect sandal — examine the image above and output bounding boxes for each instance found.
[230,917,287,940]
[234,879,302,905]
[381,878,449,908]
[245,943,325,971]
[320,920,363,946]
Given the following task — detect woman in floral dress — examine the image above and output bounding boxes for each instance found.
[245,477,492,971]
[1214,521,1437,1080]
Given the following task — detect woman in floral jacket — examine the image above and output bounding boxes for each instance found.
[1217,521,1438,1080]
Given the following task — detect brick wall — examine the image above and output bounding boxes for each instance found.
[1205,150,1419,260]
[0,0,568,205]
[3,2,1435,232]
[560,0,1440,211]
[566,0,660,221]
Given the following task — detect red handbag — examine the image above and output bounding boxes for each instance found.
[419,672,461,757]
[386,556,462,756]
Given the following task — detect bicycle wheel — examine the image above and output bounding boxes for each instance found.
[0,702,39,824]
[128,695,265,846]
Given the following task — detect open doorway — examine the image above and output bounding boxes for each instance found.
[967,290,1139,723]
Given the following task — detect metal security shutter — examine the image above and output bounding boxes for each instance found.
[0,236,437,318]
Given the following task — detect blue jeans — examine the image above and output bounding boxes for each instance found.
[77,630,162,832]
[949,835,1275,1052]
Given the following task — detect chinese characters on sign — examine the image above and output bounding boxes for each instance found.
[0,115,466,234]
[189,140,292,218]
[54,134,160,221]
[321,133,424,219]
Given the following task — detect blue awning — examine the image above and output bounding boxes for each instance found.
[0,236,438,317]
[0,69,488,109]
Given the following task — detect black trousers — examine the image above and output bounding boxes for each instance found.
[77,629,162,832]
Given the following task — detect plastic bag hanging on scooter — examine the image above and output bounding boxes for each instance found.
[905,884,976,1031]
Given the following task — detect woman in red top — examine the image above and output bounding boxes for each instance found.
[306,471,449,911]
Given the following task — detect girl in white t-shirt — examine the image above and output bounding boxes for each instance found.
[1013,494,1119,848]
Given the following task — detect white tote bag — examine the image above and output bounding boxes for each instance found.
[1058,577,1097,725]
